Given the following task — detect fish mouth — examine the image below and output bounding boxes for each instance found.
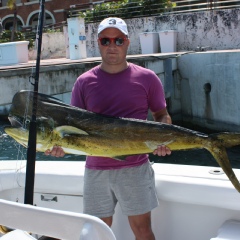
[4,116,29,148]
[8,116,23,128]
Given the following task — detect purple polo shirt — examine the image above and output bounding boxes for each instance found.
[71,63,166,170]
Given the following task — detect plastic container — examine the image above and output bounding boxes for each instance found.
[0,41,29,65]
[139,32,159,54]
[159,30,177,53]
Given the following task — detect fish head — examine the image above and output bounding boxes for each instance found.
[5,125,29,148]
[5,115,54,150]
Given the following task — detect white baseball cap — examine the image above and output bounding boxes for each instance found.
[97,17,128,36]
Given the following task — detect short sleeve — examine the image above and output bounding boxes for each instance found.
[148,73,167,113]
[70,77,86,109]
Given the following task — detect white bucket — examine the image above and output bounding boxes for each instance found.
[139,32,159,54]
[159,30,177,53]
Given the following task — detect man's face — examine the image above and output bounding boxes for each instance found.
[98,28,130,66]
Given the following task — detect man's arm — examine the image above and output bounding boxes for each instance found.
[152,108,172,156]
[152,108,172,124]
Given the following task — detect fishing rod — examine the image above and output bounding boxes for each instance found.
[24,0,45,205]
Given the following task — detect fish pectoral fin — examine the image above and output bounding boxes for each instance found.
[145,140,173,150]
[55,126,89,138]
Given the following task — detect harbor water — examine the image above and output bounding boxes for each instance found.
[1,120,240,169]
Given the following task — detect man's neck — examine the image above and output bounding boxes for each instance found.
[100,61,129,74]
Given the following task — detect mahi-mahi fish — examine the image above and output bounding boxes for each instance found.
[4,90,240,192]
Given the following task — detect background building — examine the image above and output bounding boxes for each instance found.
[1,0,236,32]
[0,0,117,31]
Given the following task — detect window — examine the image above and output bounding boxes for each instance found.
[3,17,23,31]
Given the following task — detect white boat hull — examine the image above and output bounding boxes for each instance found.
[0,161,240,240]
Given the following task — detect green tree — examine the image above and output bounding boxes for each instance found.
[77,0,174,23]
[7,0,17,41]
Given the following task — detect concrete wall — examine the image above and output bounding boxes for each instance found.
[2,9,240,130]
[178,50,240,131]
[88,8,240,56]
[32,8,240,59]
[0,56,178,119]
[0,61,99,115]
[1,50,240,131]
[29,32,67,60]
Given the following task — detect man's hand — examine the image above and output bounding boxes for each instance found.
[45,146,65,157]
[44,144,171,158]
[153,145,171,157]
[151,108,172,157]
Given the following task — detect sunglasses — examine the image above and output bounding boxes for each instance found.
[98,37,128,46]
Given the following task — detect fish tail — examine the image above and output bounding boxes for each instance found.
[206,144,240,193]
[210,132,240,148]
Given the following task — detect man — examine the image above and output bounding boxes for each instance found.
[46,17,172,240]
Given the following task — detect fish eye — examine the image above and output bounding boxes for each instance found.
[25,119,30,125]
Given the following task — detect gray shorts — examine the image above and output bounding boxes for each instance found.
[83,161,159,218]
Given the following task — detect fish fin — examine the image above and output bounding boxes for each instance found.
[210,132,240,148]
[145,141,158,150]
[145,140,173,150]
[206,144,240,193]
[55,126,88,138]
